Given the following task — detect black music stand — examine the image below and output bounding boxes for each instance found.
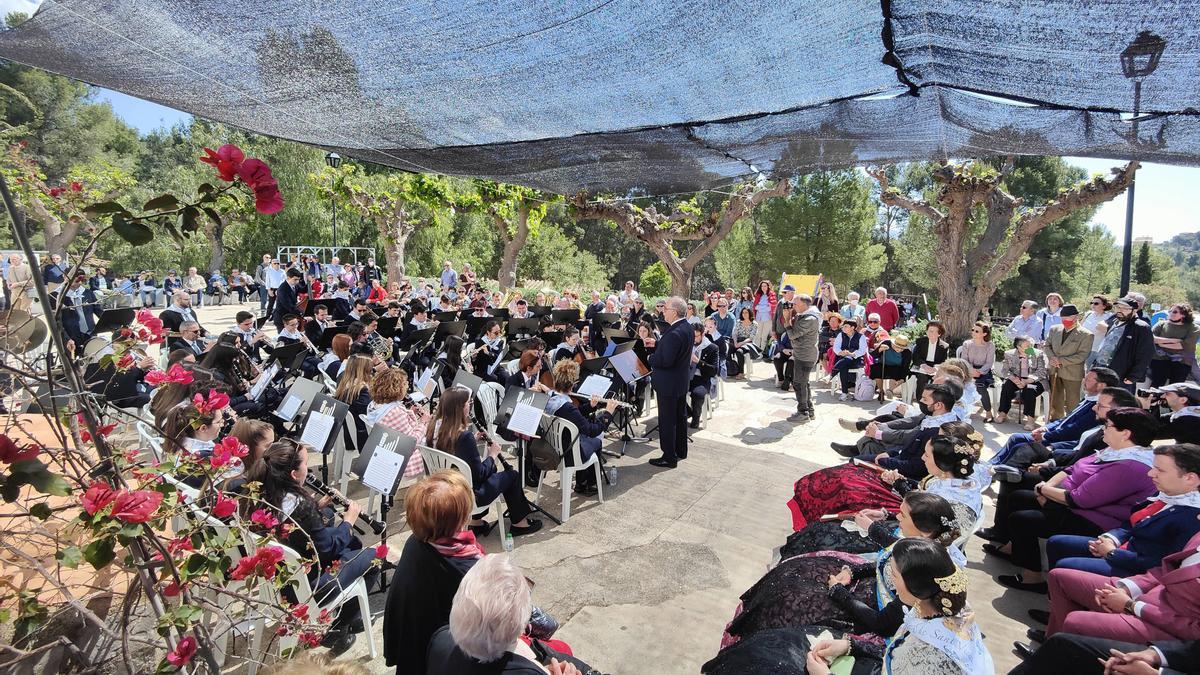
[435,311,459,323]
[435,320,466,341]
[267,341,309,375]
[495,387,561,525]
[451,368,484,395]
[550,308,580,325]
[317,326,349,351]
[93,308,136,334]
[375,316,399,339]
[350,426,415,590]
[491,308,510,320]
[255,316,272,330]
[300,392,349,484]
[506,317,541,338]
[528,305,552,318]
[465,316,494,339]
[606,349,653,455]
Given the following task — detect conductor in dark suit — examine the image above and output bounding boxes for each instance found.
[647,296,693,468]
[272,268,302,330]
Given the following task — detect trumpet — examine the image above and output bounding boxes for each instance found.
[304,472,387,535]
[566,392,635,410]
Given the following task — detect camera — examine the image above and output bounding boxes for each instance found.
[779,301,794,310]
[1136,388,1161,400]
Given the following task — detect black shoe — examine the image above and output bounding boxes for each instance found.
[1026,628,1046,643]
[688,419,701,429]
[982,543,1012,561]
[649,457,678,468]
[524,472,541,489]
[468,521,497,537]
[510,519,543,536]
[830,442,858,458]
[998,574,1048,594]
[976,527,1005,542]
[1028,609,1050,625]
[322,629,357,656]
[348,618,366,634]
[574,483,599,496]
[1012,641,1036,661]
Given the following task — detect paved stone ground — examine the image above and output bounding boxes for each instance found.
[188,303,1031,673]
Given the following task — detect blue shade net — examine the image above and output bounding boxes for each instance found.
[0,0,1196,194]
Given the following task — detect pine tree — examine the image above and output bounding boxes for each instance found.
[1134,241,1154,285]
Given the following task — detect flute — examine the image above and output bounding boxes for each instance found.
[566,392,635,410]
[304,472,387,535]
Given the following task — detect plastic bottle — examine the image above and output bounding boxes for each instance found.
[607,466,618,484]
[503,532,514,553]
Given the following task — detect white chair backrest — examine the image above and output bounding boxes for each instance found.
[137,421,166,462]
[419,445,476,492]
[544,416,582,466]
[160,473,201,505]
[475,382,504,430]
[504,359,520,376]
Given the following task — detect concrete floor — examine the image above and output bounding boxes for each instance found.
[188,302,1032,673]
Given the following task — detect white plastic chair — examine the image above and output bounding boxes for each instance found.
[137,421,165,462]
[270,542,378,660]
[420,445,507,542]
[536,417,604,523]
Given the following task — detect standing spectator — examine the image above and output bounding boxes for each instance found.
[360,256,382,285]
[304,254,321,280]
[997,335,1048,428]
[1007,300,1045,343]
[865,286,899,331]
[957,321,996,420]
[1096,295,1155,391]
[783,294,821,422]
[264,260,285,319]
[440,260,457,290]
[458,262,475,294]
[254,253,272,312]
[41,253,67,293]
[1082,294,1113,368]
[1045,304,1094,420]
[1149,303,1200,386]
[815,281,839,320]
[751,280,776,353]
[840,290,865,322]
[5,254,33,312]
[910,320,949,394]
[618,280,640,307]
[734,286,754,319]
[183,266,206,307]
[1038,292,1066,342]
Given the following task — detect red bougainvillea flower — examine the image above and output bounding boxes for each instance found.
[162,580,183,597]
[299,632,323,648]
[80,482,117,516]
[219,436,249,459]
[211,493,237,519]
[110,490,164,524]
[252,182,285,215]
[200,144,245,182]
[48,187,64,198]
[375,543,388,559]
[192,389,231,414]
[69,181,82,192]
[166,636,197,668]
[76,413,117,443]
[167,536,194,556]
[237,158,285,215]
[135,308,154,324]
[250,508,279,530]
[229,546,285,581]
[0,434,39,464]
[145,363,193,387]
[116,353,135,370]
[209,445,233,469]
[289,603,310,622]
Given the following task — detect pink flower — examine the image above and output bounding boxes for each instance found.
[289,603,310,621]
[299,631,323,647]
[167,536,194,556]
[228,546,285,581]
[69,181,82,192]
[237,158,285,215]
[145,363,193,387]
[219,436,249,459]
[165,636,197,667]
[48,187,63,198]
[136,309,154,324]
[192,389,230,414]
[209,445,232,469]
[77,413,117,443]
[375,543,388,559]
[250,508,279,530]
[110,490,164,523]
[162,580,182,597]
[253,182,285,215]
[211,493,237,519]
[200,144,245,182]
[0,434,39,464]
[116,353,134,370]
[80,482,117,516]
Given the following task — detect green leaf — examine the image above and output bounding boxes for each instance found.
[178,205,200,234]
[29,502,52,520]
[56,545,82,568]
[112,214,154,246]
[142,194,179,211]
[83,201,126,216]
[27,468,71,497]
[117,522,143,542]
[197,182,215,195]
[82,538,115,569]
[202,207,222,227]
[7,459,45,476]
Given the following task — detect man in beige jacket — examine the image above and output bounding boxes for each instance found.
[5,254,33,312]
[1043,304,1092,420]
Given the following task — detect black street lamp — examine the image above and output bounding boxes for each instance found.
[1118,31,1165,297]
[325,152,342,251]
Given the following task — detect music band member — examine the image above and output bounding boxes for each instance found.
[546,359,619,496]
[167,321,210,357]
[272,268,303,331]
[506,350,552,392]
[306,305,332,345]
[688,322,720,429]
[471,320,506,383]
[230,311,271,361]
[551,327,583,363]
[647,297,693,469]
[511,299,533,320]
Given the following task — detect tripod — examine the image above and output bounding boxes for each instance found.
[514,438,563,525]
[605,381,649,458]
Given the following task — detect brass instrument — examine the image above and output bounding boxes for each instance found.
[367,332,392,361]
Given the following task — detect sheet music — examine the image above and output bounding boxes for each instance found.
[577,374,612,397]
[300,411,335,451]
[274,394,302,421]
[415,366,434,395]
[507,402,543,437]
[249,363,280,401]
[361,438,405,494]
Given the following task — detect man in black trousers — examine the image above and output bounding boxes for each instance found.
[272,268,302,331]
[1009,631,1199,674]
[647,296,693,468]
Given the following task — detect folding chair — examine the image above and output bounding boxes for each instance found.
[420,445,507,542]
[536,417,604,523]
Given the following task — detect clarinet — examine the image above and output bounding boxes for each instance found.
[304,472,387,535]
[468,408,513,472]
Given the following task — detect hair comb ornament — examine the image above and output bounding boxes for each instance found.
[935,567,968,595]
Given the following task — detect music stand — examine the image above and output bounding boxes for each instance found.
[350,426,416,589]
[93,308,135,334]
[579,356,607,376]
[506,317,541,338]
[267,341,309,375]
[375,316,399,339]
[540,330,564,348]
[317,326,348,351]
[300,392,349,484]
[255,316,271,330]
[529,305,552,318]
[491,308,510,320]
[550,308,580,325]
[435,311,458,323]
[435,320,466,341]
[495,385,551,430]
[304,298,339,317]
[610,338,636,355]
[594,312,621,329]
[451,368,484,395]
[399,326,435,351]
[606,349,652,455]
[465,316,494,339]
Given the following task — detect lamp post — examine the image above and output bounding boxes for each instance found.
[325,152,342,251]
[1118,31,1165,296]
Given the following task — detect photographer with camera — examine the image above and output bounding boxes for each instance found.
[781,293,821,423]
[1141,381,1200,445]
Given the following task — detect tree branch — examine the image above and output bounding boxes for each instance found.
[867,166,946,223]
[681,179,790,273]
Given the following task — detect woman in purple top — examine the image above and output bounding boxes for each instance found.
[985,407,1159,593]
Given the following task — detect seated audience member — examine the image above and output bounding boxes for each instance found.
[703,539,992,675]
[427,554,594,675]
[426,386,542,536]
[545,359,619,496]
[82,350,156,409]
[988,367,1121,468]
[985,407,1160,593]
[1008,632,1200,674]
[829,380,962,466]
[162,399,226,459]
[168,320,208,358]
[364,368,427,478]
[869,332,912,399]
[816,313,842,380]
[1148,381,1200,445]
[772,331,795,391]
[829,318,867,400]
[245,440,378,655]
[688,322,720,429]
[997,335,1049,429]
[908,320,949,393]
[1046,443,1200,577]
[729,307,759,380]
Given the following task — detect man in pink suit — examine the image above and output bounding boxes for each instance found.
[1045,529,1200,643]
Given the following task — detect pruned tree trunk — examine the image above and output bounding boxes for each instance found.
[204,219,227,274]
[26,194,82,258]
[868,160,1138,340]
[493,205,531,291]
[382,226,408,283]
[571,179,789,299]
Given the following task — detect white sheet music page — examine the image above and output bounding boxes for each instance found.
[362,444,404,494]
[577,374,612,397]
[300,411,335,450]
[507,402,543,437]
[249,363,280,401]
[275,394,302,421]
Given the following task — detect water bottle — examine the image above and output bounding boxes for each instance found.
[503,532,514,553]
[606,466,618,484]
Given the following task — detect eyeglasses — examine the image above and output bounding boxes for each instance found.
[868,319,880,323]
[970,328,982,333]
[1091,301,1104,306]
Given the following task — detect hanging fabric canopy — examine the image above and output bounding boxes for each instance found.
[0,0,1196,194]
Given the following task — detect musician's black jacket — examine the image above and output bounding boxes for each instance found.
[304,319,328,346]
[82,362,150,408]
[272,280,300,327]
[283,492,354,569]
[689,340,720,390]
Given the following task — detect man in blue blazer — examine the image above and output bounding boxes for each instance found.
[989,367,1121,467]
[272,268,302,330]
[647,297,693,468]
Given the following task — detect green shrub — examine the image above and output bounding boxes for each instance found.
[639,262,670,297]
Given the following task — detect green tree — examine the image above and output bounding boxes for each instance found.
[639,261,671,297]
[712,218,753,289]
[516,226,611,292]
[1066,224,1120,301]
[1134,240,1154,285]
[756,169,885,290]
[462,180,554,289]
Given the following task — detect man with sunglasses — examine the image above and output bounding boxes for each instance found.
[1095,296,1154,392]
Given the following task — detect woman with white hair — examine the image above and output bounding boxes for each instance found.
[426,555,595,674]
